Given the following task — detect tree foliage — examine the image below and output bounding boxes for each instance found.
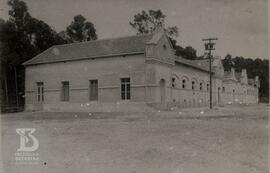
[1,1,99,111]
[0,0,66,110]
[8,0,31,30]
[222,54,234,71]
[66,15,97,42]
[129,10,178,38]
[129,9,199,60]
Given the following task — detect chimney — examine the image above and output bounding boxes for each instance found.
[255,76,260,88]
[240,69,248,84]
[212,56,224,77]
[241,69,247,77]
[255,76,259,81]
[231,68,235,77]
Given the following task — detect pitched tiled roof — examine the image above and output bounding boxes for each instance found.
[193,56,222,69]
[192,59,209,70]
[23,32,211,74]
[23,34,153,65]
[175,56,210,72]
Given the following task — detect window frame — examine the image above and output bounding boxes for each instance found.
[89,80,98,101]
[182,79,186,89]
[61,81,69,102]
[121,78,131,100]
[171,77,176,88]
[192,81,195,90]
[37,82,44,102]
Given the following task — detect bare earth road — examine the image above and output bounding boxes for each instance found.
[1,104,269,173]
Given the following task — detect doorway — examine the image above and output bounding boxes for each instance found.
[35,82,44,110]
[233,89,235,103]
[218,87,221,104]
[159,79,165,103]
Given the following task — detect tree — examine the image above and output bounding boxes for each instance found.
[8,0,31,30]
[222,54,234,71]
[181,46,197,60]
[2,0,34,108]
[66,15,97,42]
[129,9,200,60]
[25,18,66,52]
[129,10,178,38]
[170,38,198,60]
[58,30,73,43]
[1,0,67,111]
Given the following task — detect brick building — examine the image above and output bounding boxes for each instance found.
[23,29,259,111]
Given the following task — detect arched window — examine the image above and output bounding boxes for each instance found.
[192,81,195,90]
[222,87,225,93]
[206,83,209,91]
[171,77,176,88]
[182,79,186,89]
[199,82,203,91]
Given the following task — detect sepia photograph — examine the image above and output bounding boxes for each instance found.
[0,0,269,172]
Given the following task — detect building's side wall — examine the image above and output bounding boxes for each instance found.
[171,64,210,107]
[146,61,173,103]
[25,54,147,111]
[145,62,259,108]
[220,80,259,105]
[212,77,223,105]
[145,33,259,109]
[145,60,212,108]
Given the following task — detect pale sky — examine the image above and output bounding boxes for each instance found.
[0,0,269,59]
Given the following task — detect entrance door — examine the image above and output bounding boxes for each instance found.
[35,82,44,110]
[159,79,165,103]
[218,87,221,104]
[232,89,235,103]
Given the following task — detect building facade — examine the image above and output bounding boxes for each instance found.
[23,30,259,111]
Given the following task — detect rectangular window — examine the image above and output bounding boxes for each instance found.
[121,78,130,100]
[89,80,98,101]
[37,82,44,102]
[61,81,69,101]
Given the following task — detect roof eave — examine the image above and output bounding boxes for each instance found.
[24,51,145,66]
[175,60,212,74]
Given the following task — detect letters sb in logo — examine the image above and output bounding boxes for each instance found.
[16,128,39,152]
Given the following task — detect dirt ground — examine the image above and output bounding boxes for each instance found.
[1,104,269,173]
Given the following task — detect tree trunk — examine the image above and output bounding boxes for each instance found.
[3,66,8,103]
[14,66,19,107]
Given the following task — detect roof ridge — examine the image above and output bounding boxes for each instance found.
[56,33,153,47]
